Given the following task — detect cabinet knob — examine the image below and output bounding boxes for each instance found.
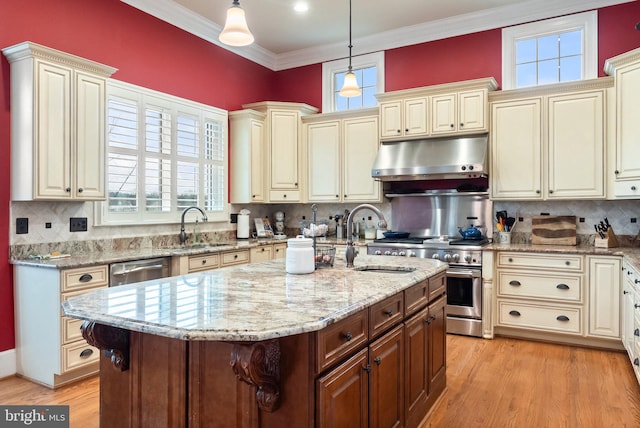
[635,358,640,367]
[556,315,570,322]
[565,261,570,266]
[635,279,640,284]
[65,187,71,193]
[252,194,256,198]
[78,188,84,193]
[283,194,287,198]
[632,186,637,191]
[635,304,640,309]
[459,123,464,127]
[634,328,640,337]
[509,310,521,317]
[405,128,409,133]
[202,260,207,264]
[335,195,339,198]
[344,194,347,198]
[79,273,93,282]
[624,290,630,294]
[615,170,619,175]
[384,309,393,317]
[536,190,541,194]
[396,129,401,134]
[261,248,265,252]
[341,332,353,341]
[450,124,454,128]
[374,356,382,365]
[549,189,554,194]
[362,364,371,372]
[234,254,238,259]
[79,348,94,358]
[509,280,521,286]
[508,258,513,262]
[556,283,570,290]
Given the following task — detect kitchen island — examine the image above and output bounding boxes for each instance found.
[62,254,448,428]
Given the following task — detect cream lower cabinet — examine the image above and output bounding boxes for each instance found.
[250,243,287,263]
[173,249,250,274]
[490,79,610,201]
[494,252,622,349]
[604,48,640,198]
[3,41,116,201]
[621,260,640,385]
[14,264,108,388]
[304,109,381,203]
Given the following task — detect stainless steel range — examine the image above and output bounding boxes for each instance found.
[366,190,492,338]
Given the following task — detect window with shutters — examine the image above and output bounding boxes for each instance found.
[96,80,228,225]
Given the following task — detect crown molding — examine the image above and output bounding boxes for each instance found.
[122,0,635,71]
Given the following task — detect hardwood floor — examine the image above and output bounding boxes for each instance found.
[1,335,639,428]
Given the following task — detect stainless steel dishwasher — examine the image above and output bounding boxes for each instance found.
[109,257,171,286]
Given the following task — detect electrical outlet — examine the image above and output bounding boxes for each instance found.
[16,218,28,234]
[45,222,51,229]
[579,217,585,223]
[230,213,238,224]
[70,217,88,232]
[519,217,524,222]
[632,218,637,224]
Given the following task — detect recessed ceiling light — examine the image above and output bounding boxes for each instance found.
[293,2,309,13]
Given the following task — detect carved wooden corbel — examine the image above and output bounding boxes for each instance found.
[81,321,130,371]
[230,339,281,412]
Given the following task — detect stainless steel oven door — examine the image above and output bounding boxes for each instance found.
[446,268,482,319]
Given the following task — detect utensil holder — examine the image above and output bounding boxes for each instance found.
[595,228,618,248]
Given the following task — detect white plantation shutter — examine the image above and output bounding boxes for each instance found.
[99,80,228,225]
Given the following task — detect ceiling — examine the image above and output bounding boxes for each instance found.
[121,0,632,70]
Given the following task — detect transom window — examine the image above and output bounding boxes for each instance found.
[96,80,228,225]
[322,51,385,112]
[502,11,597,90]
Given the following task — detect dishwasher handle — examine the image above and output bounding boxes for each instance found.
[111,264,166,276]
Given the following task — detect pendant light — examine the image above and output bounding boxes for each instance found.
[339,0,361,97]
[219,0,254,47]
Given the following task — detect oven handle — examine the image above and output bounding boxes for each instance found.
[446,269,481,279]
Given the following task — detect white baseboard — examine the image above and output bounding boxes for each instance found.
[0,348,16,379]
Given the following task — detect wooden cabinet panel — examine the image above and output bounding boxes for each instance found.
[316,309,368,372]
[317,348,369,428]
[273,243,287,259]
[370,293,404,339]
[250,246,273,263]
[220,249,250,267]
[497,252,582,271]
[62,265,109,292]
[187,253,220,272]
[61,341,100,372]
[497,271,583,302]
[428,296,447,392]
[588,256,621,339]
[369,325,404,428]
[404,307,429,427]
[428,272,446,302]
[404,280,428,317]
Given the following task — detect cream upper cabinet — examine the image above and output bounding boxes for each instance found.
[3,42,116,201]
[491,98,543,200]
[379,97,428,140]
[431,89,488,135]
[229,109,267,204]
[490,78,611,201]
[237,102,318,203]
[304,109,381,203]
[604,48,640,198]
[377,78,497,142]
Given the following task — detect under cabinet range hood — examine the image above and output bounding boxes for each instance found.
[371,134,489,181]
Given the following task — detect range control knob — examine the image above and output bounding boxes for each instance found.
[452,254,460,262]
[408,251,417,257]
[384,251,392,256]
[432,254,440,260]
[391,251,398,256]
[398,251,406,257]
[374,250,382,255]
[443,254,452,262]
[464,254,472,263]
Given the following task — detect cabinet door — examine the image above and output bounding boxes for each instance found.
[404,308,429,427]
[317,348,368,428]
[548,91,604,199]
[370,325,404,428]
[273,243,287,259]
[490,98,543,200]
[459,89,486,132]
[379,101,403,139]
[343,116,381,202]
[430,94,456,134]
[249,119,266,202]
[307,121,341,202]
[615,61,640,180]
[428,296,446,392]
[404,97,428,137]
[269,109,300,192]
[250,246,273,263]
[75,72,106,200]
[36,61,72,199]
[229,111,266,203]
[622,274,635,355]
[588,256,621,339]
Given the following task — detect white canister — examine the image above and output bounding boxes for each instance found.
[286,235,315,274]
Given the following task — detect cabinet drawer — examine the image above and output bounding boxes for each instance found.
[62,265,109,292]
[497,252,582,271]
[497,271,582,302]
[614,179,640,198]
[405,280,428,317]
[188,254,220,272]
[317,309,368,372]
[269,190,300,202]
[221,250,250,267]
[250,246,273,263]
[61,340,100,373]
[273,243,287,259]
[428,272,446,301]
[497,300,582,334]
[370,293,404,339]
[62,317,84,344]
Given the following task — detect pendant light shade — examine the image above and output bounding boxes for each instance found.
[219,0,254,47]
[339,0,360,97]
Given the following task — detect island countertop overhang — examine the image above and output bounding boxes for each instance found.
[62,255,447,342]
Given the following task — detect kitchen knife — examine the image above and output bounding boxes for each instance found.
[595,224,605,239]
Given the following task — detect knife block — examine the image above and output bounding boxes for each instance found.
[595,227,618,248]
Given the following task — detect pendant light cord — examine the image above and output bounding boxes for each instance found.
[347,0,353,72]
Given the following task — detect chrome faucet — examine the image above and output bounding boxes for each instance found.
[179,206,208,245]
[345,204,387,267]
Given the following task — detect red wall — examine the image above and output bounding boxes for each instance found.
[0,0,639,353]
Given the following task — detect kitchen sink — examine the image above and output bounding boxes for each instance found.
[354,266,416,274]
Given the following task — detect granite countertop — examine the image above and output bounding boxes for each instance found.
[62,254,447,342]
